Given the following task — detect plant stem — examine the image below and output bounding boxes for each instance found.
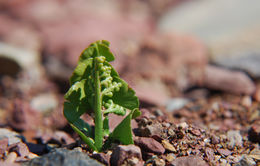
[94,52,103,152]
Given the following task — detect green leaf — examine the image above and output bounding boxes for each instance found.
[108,109,141,145]
[70,123,97,151]
[64,80,91,123]
[72,118,93,138]
[103,116,110,136]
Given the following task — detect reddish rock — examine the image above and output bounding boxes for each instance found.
[51,131,75,145]
[253,82,260,102]
[110,145,143,166]
[217,148,232,157]
[9,142,29,158]
[189,129,201,136]
[8,99,42,131]
[202,65,255,95]
[91,153,110,166]
[0,138,8,158]
[205,147,215,162]
[170,156,208,166]
[137,108,155,120]
[134,137,165,154]
[122,33,208,105]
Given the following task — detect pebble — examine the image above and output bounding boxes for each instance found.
[203,65,255,95]
[134,137,165,154]
[91,153,110,165]
[217,148,232,157]
[165,98,189,112]
[237,155,256,166]
[27,148,103,166]
[30,93,58,113]
[248,124,260,143]
[170,156,208,166]
[177,122,189,129]
[227,130,243,148]
[0,42,44,88]
[241,96,252,108]
[5,152,17,163]
[0,128,22,145]
[110,145,142,166]
[154,158,165,166]
[161,140,176,152]
[165,153,176,162]
[9,142,30,158]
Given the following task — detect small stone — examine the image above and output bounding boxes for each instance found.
[51,131,75,145]
[9,142,30,158]
[211,135,220,144]
[241,96,252,108]
[27,152,38,159]
[214,155,221,161]
[165,98,189,112]
[248,124,260,143]
[30,93,58,113]
[154,109,164,117]
[161,140,176,152]
[249,148,260,160]
[237,155,256,166]
[0,128,22,145]
[8,99,42,131]
[177,122,188,129]
[171,156,208,166]
[135,137,165,154]
[189,129,201,136]
[91,153,110,165]
[227,130,243,148]
[110,145,142,166]
[203,65,255,95]
[154,158,165,166]
[139,122,164,137]
[205,148,214,162]
[219,158,228,165]
[0,138,8,158]
[5,151,17,163]
[28,148,103,166]
[217,148,232,157]
[124,157,141,166]
[165,153,176,162]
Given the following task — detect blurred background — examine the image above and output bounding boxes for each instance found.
[0,0,260,130]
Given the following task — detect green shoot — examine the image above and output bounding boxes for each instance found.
[63,40,140,152]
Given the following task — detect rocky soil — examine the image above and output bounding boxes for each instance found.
[0,0,259,166]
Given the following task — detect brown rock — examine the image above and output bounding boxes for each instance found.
[202,65,255,95]
[161,140,176,152]
[8,99,42,131]
[123,33,208,105]
[9,142,29,158]
[248,123,260,143]
[189,129,201,136]
[91,153,110,166]
[110,145,142,166]
[50,131,75,145]
[134,137,165,154]
[0,138,8,158]
[217,148,232,157]
[205,148,214,162]
[170,156,208,166]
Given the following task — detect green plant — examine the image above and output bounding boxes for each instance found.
[63,40,140,152]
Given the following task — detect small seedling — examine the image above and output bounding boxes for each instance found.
[63,40,140,152]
